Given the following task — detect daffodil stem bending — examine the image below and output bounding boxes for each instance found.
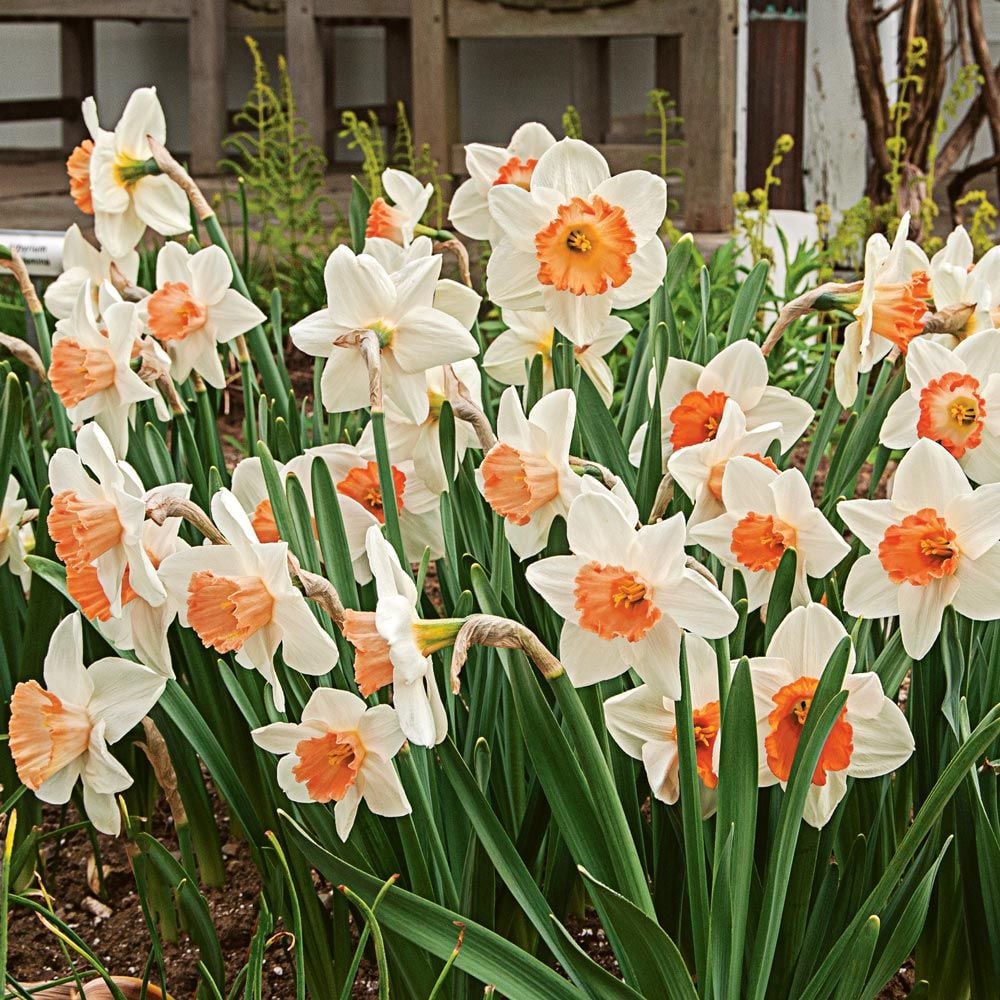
[369,409,406,565]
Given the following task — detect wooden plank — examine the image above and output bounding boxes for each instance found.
[0,0,191,20]
[572,38,610,144]
[679,0,738,230]
[655,35,681,102]
[385,19,413,115]
[0,97,77,124]
[313,0,410,17]
[412,0,458,181]
[188,0,226,174]
[285,0,327,154]
[446,0,691,39]
[60,18,94,152]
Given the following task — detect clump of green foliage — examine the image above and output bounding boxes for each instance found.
[957,189,999,258]
[562,105,584,140]
[220,36,343,315]
[339,102,452,231]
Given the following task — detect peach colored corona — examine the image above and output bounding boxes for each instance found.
[146,281,209,341]
[336,462,405,525]
[493,156,538,190]
[343,609,394,696]
[9,681,92,791]
[292,730,366,804]
[66,140,94,214]
[868,269,931,352]
[480,443,560,525]
[48,339,116,408]
[669,390,729,449]
[186,570,275,654]
[730,512,797,573]
[672,700,722,790]
[48,492,123,570]
[534,195,636,296]
[573,562,662,642]
[915,372,986,458]
[877,508,960,586]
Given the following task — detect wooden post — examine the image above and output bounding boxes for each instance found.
[385,19,413,115]
[655,35,681,104]
[286,0,327,153]
[572,38,610,143]
[60,18,94,153]
[188,0,227,174]
[411,0,458,178]
[680,0,738,231]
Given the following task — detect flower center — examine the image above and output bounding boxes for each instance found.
[878,507,960,585]
[730,512,796,572]
[114,153,152,190]
[147,282,208,342]
[66,140,94,215]
[292,730,365,803]
[707,452,778,501]
[669,390,729,449]
[187,571,275,653]
[48,338,116,408]
[365,198,406,245]
[916,371,986,458]
[9,681,92,791]
[480,442,560,525]
[669,700,721,789]
[869,270,931,351]
[49,491,124,569]
[344,609,394,696]
[492,155,538,190]
[765,676,853,785]
[535,195,636,296]
[573,562,662,642]
[337,462,405,524]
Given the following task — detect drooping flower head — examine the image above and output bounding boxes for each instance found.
[929,225,1000,344]
[526,489,737,693]
[158,489,339,711]
[290,244,479,423]
[750,603,914,828]
[486,138,667,343]
[476,387,585,558]
[880,332,1000,484]
[604,633,728,818]
[44,225,140,322]
[252,686,410,841]
[365,169,433,247]
[142,242,265,387]
[8,613,166,834]
[449,122,557,241]
[690,458,849,612]
[49,294,157,457]
[341,527,461,747]
[48,423,165,619]
[839,438,1000,658]
[835,213,931,406]
[79,87,190,258]
[0,475,32,593]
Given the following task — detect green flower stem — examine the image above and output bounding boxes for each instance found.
[370,408,406,564]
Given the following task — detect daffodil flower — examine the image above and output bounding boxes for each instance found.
[690,457,849,612]
[78,87,189,258]
[526,489,737,693]
[880,332,1000,484]
[342,527,459,747]
[449,122,557,241]
[43,224,139,321]
[929,225,1000,344]
[630,339,813,467]
[252,687,410,841]
[750,603,914,828]
[141,242,265,388]
[838,438,1000,658]
[667,399,782,527]
[483,307,630,405]
[158,489,340,712]
[486,137,667,343]
[49,295,157,457]
[8,613,166,835]
[48,423,165,619]
[290,244,479,423]
[603,634,728,818]
[365,168,433,247]
[834,213,931,406]
[476,387,582,558]
[0,475,31,592]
